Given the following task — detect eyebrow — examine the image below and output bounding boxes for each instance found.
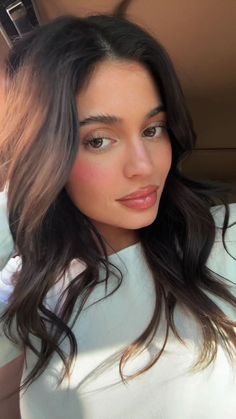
[79,105,165,127]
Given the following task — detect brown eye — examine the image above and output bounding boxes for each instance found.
[143,126,157,137]
[83,136,114,152]
[142,123,167,139]
[89,138,104,148]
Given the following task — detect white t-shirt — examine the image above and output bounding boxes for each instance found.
[0,204,236,419]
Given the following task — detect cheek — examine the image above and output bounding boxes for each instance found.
[66,157,114,201]
[166,143,172,170]
[157,141,172,176]
[66,159,103,211]
[69,158,100,185]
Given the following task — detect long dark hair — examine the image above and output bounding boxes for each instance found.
[0,10,236,393]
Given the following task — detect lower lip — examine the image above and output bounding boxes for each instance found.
[118,190,158,209]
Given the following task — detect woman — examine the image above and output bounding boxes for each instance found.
[0,10,236,419]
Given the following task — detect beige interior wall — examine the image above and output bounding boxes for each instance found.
[182,93,236,184]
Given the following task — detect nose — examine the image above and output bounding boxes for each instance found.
[123,139,154,178]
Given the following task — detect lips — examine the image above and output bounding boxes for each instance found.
[117,185,158,201]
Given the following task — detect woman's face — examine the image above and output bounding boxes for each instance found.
[66,60,172,251]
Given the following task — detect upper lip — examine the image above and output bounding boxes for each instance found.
[117,185,158,201]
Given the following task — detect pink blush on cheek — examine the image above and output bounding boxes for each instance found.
[68,158,106,184]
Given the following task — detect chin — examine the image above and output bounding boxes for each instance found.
[121,211,158,230]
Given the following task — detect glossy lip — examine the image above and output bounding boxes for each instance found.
[117,185,158,201]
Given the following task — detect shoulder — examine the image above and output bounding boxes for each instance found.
[0,299,23,367]
[0,255,23,366]
[0,256,21,304]
[0,255,86,307]
[210,202,236,242]
[207,203,236,283]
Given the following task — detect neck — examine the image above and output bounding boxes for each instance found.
[91,222,139,256]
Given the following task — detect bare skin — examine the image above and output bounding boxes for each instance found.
[66,60,172,253]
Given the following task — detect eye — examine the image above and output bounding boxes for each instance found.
[142,123,167,139]
[83,136,113,151]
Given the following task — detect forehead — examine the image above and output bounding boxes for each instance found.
[77,60,162,119]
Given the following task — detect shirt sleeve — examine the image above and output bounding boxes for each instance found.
[0,190,14,271]
[206,203,236,320]
[0,256,23,367]
[208,203,236,284]
[0,302,23,367]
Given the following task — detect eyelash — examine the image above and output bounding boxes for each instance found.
[82,122,168,152]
